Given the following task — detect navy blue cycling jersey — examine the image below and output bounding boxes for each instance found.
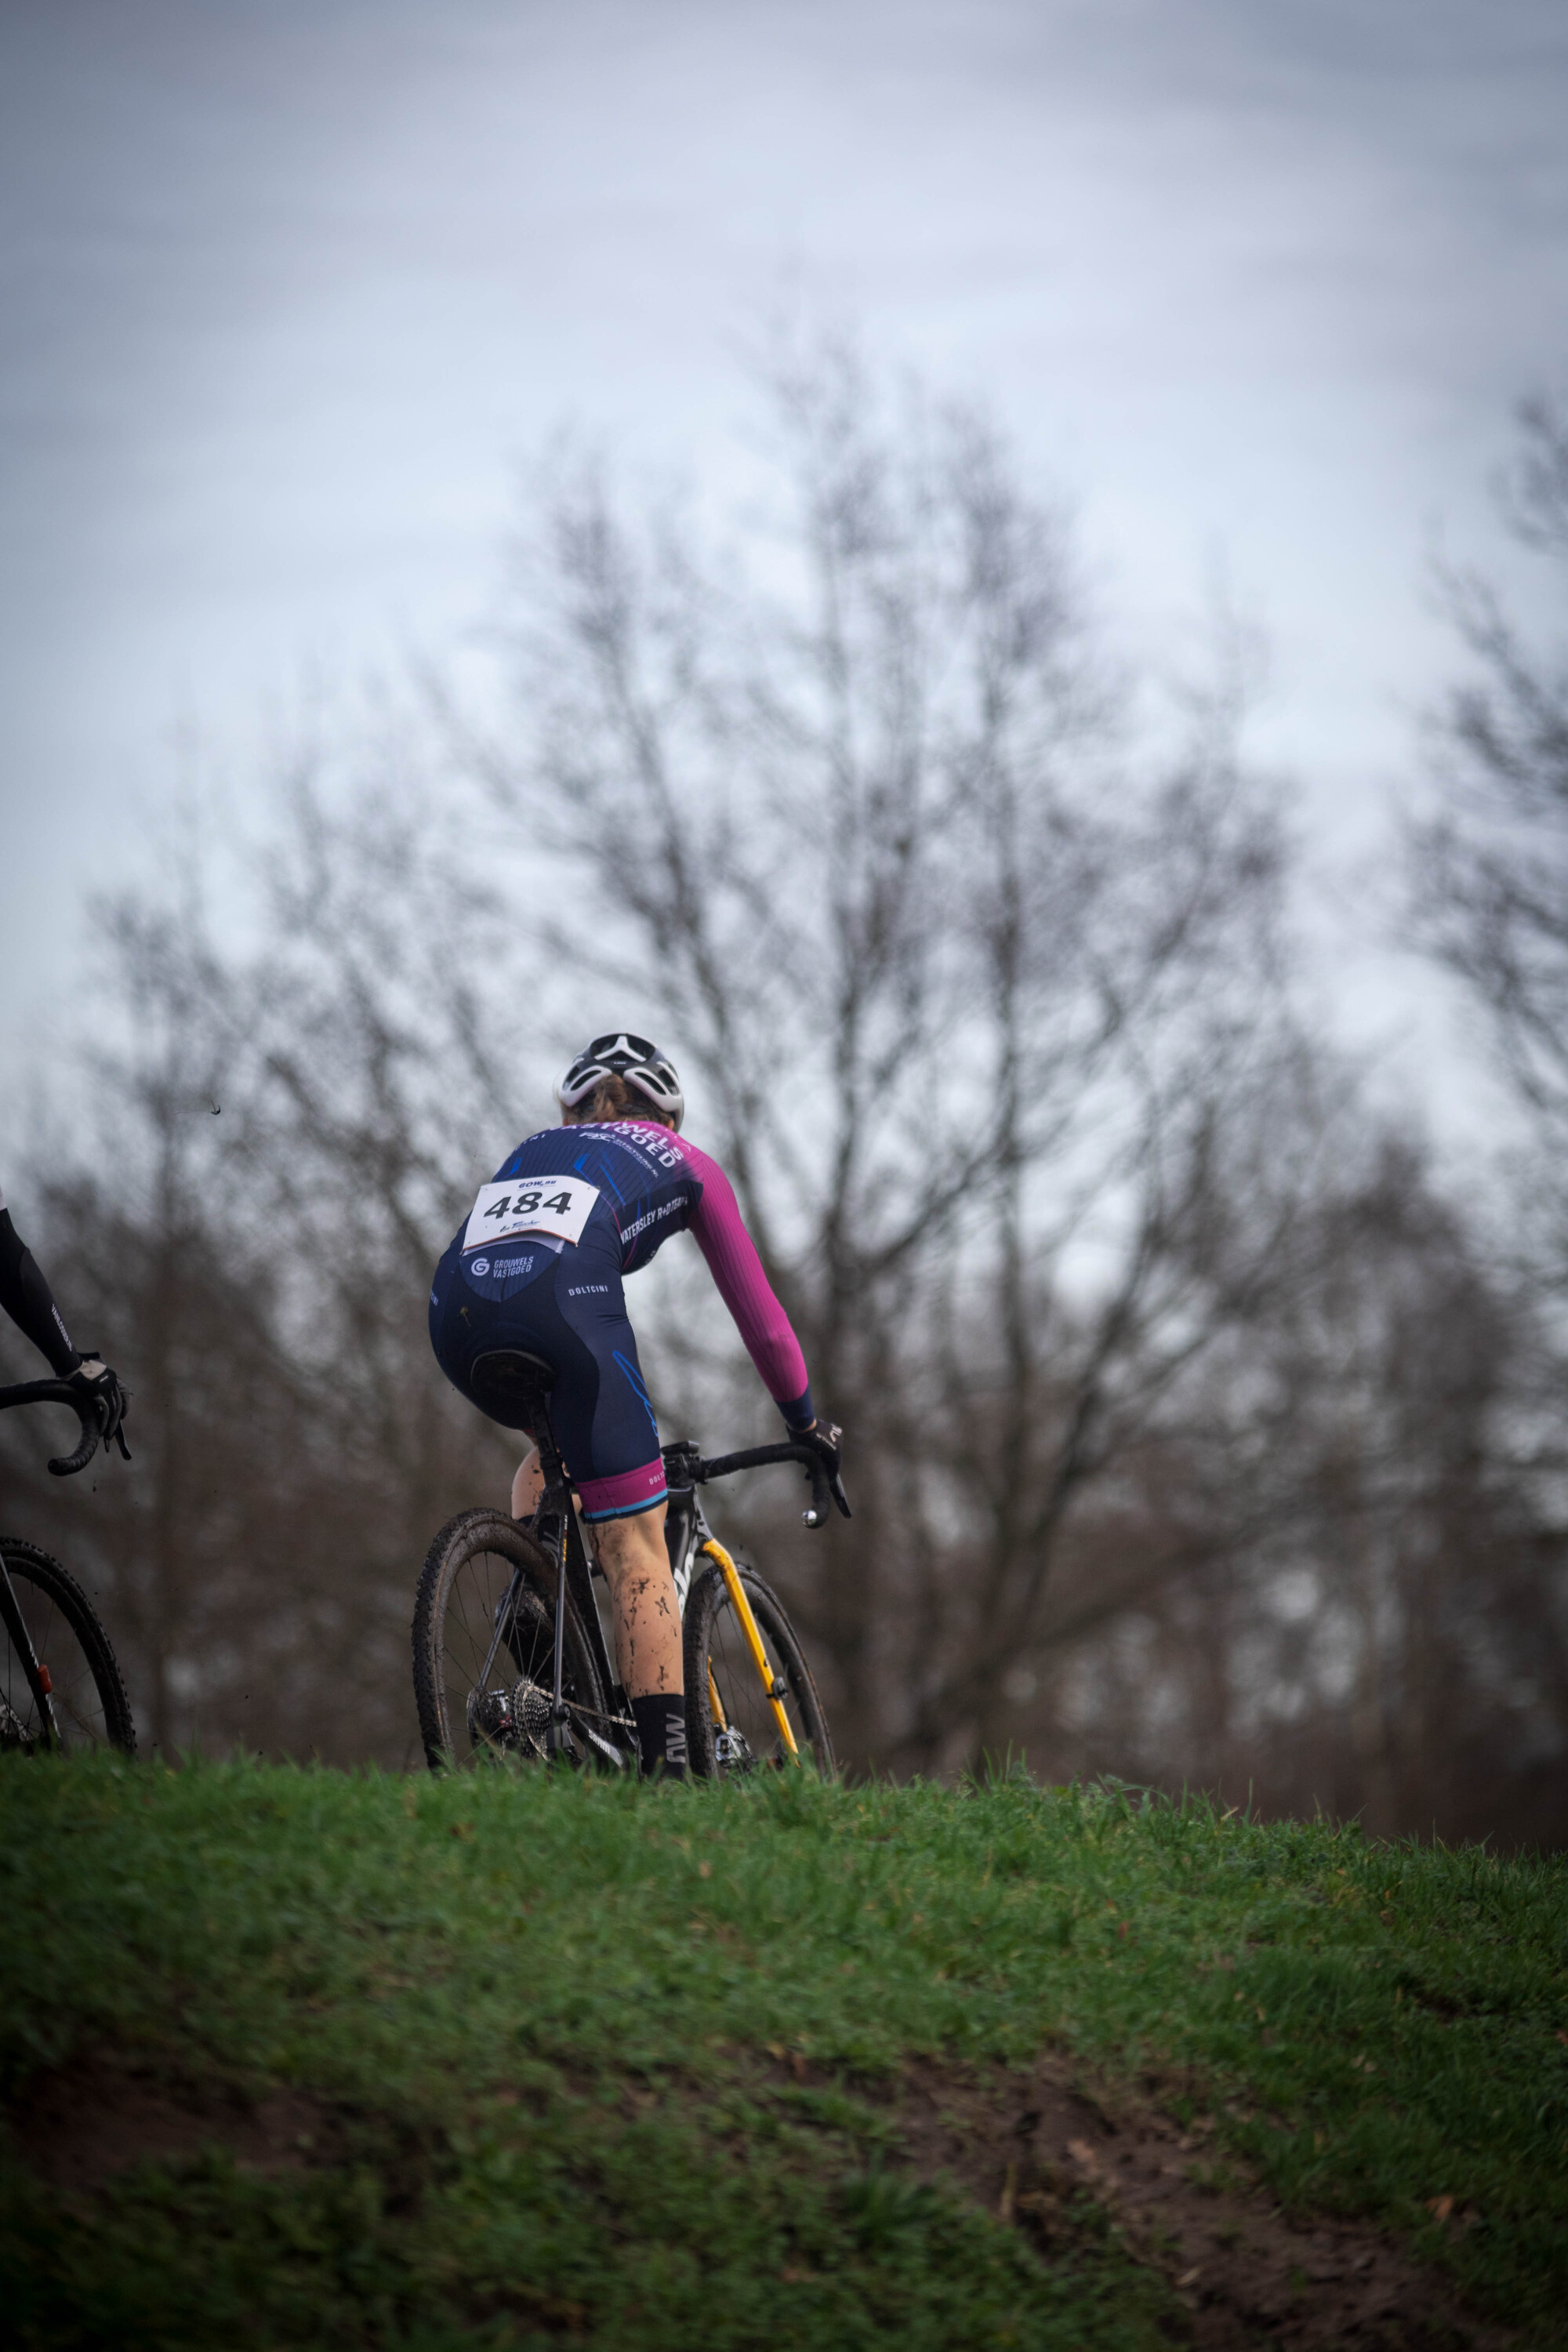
[430,1119,812,1519]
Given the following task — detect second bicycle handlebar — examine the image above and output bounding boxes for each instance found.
[0,1378,108,1477]
[679,1438,852,1530]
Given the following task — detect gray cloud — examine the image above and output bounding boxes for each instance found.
[2,0,1566,1105]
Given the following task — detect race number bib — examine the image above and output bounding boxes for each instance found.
[463,1176,601,1252]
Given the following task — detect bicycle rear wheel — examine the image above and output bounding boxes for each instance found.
[684,1557,834,1778]
[412,1508,618,1771]
[0,1538,136,1756]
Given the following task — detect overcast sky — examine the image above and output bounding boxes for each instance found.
[3,0,1566,1120]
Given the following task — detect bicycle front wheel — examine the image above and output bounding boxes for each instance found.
[684,1556,834,1778]
[412,1508,616,1771]
[0,1538,136,1756]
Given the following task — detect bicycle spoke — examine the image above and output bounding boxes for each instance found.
[413,1512,616,1772]
[684,1553,832,1780]
[708,1599,801,1766]
[1,1548,129,1754]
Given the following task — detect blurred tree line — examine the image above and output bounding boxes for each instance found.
[4,348,1566,1842]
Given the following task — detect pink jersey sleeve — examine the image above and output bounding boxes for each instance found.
[676,1140,813,1421]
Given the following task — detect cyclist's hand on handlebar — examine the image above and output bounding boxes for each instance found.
[67,1355,131,1461]
[797,1419,842,1472]
[796,1420,851,1520]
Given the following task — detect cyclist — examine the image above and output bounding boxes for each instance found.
[0,1179,129,1451]
[429,1032,840,1780]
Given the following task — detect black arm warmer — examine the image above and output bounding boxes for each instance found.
[0,1208,79,1376]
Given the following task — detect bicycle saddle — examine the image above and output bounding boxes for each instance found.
[470,1348,556,1428]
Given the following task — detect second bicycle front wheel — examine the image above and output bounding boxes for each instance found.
[683,1557,834,1779]
[0,1538,136,1756]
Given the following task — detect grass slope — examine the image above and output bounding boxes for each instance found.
[2,1758,1565,2349]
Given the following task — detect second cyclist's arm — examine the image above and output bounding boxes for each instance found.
[0,1190,80,1377]
[679,1145,816,1432]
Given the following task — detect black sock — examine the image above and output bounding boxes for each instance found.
[632,1693,688,1781]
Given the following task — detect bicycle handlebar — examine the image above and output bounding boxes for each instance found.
[686,1439,851,1530]
[0,1378,104,1477]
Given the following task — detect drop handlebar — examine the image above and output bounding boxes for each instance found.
[0,1378,111,1476]
[681,1438,851,1530]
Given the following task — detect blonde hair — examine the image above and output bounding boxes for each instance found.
[562,1074,675,1127]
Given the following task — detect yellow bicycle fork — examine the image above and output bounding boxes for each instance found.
[697,1537,799,1759]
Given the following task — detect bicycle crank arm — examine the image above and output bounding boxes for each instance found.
[580,1722,632,1769]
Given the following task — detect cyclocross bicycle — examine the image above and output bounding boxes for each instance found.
[412,1346,848,1777]
[0,1377,136,1756]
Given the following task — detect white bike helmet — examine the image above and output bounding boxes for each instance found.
[554,1032,685,1130]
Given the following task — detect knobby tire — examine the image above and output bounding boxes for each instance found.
[412,1508,609,1771]
[683,1558,834,1779]
[0,1537,136,1756]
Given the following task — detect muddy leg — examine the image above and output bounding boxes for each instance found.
[510,1448,543,1519]
[593,1504,685,1777]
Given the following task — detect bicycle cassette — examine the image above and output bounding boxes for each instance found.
[467,1677,555,1755]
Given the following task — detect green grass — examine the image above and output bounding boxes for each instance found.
[2,1758,1566,2349]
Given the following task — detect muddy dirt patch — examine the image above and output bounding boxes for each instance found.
[781,2049,1512,2350]
[10,2056,349,2196]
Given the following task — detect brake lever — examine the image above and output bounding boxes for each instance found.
[802,1457,830,1530]
[101,1386,132,1461]
[801,1456,852,1528]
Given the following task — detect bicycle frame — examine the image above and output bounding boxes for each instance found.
[474,1425,824,1769]
[521,1434,802,1767]
[662,1453,800,1758]
[461,1336,844,1771]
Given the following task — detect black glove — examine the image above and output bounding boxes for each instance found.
[796,1421,850,1520]
[67,1355,132,1461]
[799,1420,843,1474]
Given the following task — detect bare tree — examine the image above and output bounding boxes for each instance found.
[11,350,1563,1830]
[1410,396,1568,1167]
[1010,1131,1568,1847]
[462,338,1329,1772]
[0,766,533,1762]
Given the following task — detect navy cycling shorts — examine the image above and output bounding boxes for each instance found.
[429,1239,666,1520]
